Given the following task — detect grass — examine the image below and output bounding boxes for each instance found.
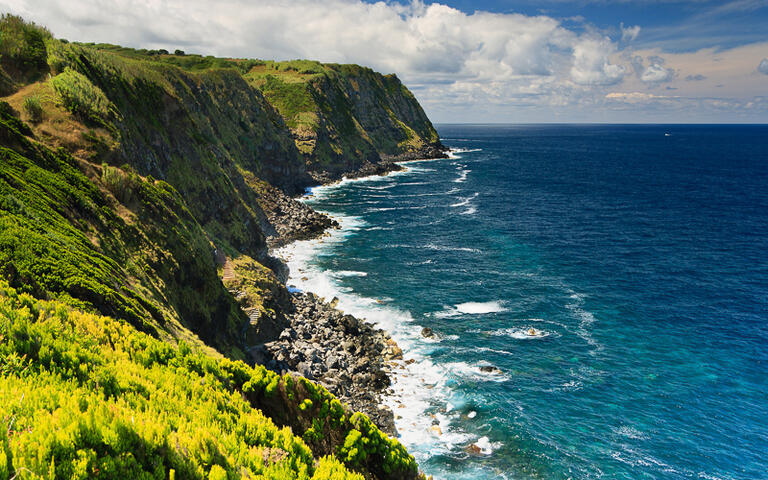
[243,58,438,171]
[249,74,318,129]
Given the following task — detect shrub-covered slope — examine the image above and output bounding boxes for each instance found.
[2,33,444,255]
[44,41,309,257]
[0,280,420,480]
[0,105,249,357]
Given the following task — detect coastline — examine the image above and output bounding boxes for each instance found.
[259,154,447,436]
[266,149,501,465]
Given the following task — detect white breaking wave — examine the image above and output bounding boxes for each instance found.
[394,187,460,198]
[424,243,481,253]
[444,361,511,383]
[433,301,508,318]
[451,147,483,154]
[450,192,478,208]
[475,436,502,455]
[304,165,417,200]
[613,425,649,441]
[454,170,470,183]
[565,290,603,354]
[333,270,368,277]
[398,181,429,186]
[457,301,507,314]
[363,184,397,190]
[482,327,552,340]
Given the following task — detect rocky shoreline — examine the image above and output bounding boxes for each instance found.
[253,292,402,434]
[255,181,340,249]
[307,159,406,185]
[255,153,447,435]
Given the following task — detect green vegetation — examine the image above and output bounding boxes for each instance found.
[74,43,262,73]
[0,107,247,357]
[254,74,318,129]
[39,39,309,254]
[0,16,443,480]
[51,67,115,127]
[245,59,440,175]
[21,94,42,123]
[0,14,50,86]
[0,280,401,479]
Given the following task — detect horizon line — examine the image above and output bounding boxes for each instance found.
[433,122,768,126]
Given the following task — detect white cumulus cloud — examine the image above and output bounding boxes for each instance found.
[2,0,766,122]
[621,23,641,42]
[2,0,627,110]
[641,63,676,83]
[571,36,626,85]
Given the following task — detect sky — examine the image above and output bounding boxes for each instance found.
[2,0,767,123]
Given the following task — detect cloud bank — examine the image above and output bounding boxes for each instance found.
[2,0,767,122]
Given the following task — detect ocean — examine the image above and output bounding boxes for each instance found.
[276,124,768,480]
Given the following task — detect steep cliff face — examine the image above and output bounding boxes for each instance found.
[0,106,249,357]
[46,42,311,257]
[0,18,441,479]
[248,61,446,180]
[0,31,446,357]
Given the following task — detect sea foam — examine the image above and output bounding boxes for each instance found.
[276,159,496,466]
[456,301,507,314]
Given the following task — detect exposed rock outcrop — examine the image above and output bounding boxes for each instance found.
[251,180,339,248]
[258,293,403,434]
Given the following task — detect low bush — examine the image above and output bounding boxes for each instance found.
[50,67,113,125]
[101,163,139,204]
[0,281,370,480]
[21,94,42,123]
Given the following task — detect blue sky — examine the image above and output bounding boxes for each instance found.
[418,0,768,51]
[2,0,767,122]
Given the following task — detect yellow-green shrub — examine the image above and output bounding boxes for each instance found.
[0,281,420,479]
[50,67,113,125]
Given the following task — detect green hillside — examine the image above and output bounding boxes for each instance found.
[0,14,444,480]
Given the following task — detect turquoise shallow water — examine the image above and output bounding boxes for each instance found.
[277,125,768,480]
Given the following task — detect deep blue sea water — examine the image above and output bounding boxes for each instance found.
[277,125,768,480]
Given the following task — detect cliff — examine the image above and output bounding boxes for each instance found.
[0,14,444,480]
[247,61,445,181]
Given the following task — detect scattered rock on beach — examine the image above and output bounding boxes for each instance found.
[465,443,483,456]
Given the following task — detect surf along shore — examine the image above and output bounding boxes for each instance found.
[259,159,439,436]
[263,150,500,461]
[261,154,472,434]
